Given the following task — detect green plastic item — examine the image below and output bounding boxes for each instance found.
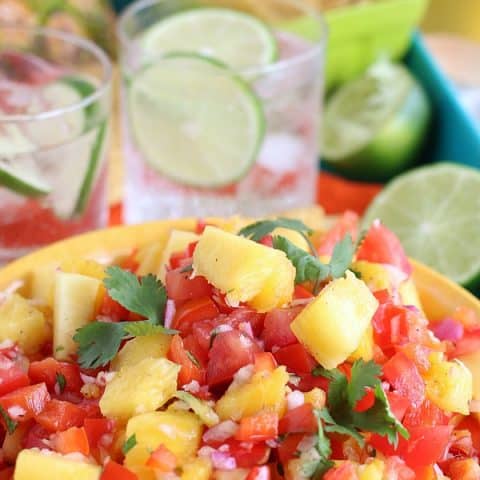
[325,0,429,90]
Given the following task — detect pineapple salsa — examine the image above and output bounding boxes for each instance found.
[1,213,480,480]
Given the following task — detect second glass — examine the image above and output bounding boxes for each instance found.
[118,0,326,222]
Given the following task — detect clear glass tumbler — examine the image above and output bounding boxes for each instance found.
[118,0,326,222]
[0,26,112,262]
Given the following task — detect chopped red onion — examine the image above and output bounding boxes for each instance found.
[432,317,464,342]
[210,451,237,470]
[164,300,176,329]
[203,420,238,443]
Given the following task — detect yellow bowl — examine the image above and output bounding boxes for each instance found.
[0,220,479,321]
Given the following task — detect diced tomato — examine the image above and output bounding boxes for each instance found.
[247,466,271,480]
[0,467,13,480]
[452,306,480,330]
[183,333,209,367]
[0,383,50,422]
[172,297,219,336]
[169,250,191,270]
[293,285,314,300]
[54,426,90,456]
[383,353,425,407]
[226,308,265,337]
[99,293,129,322]
[384,457,415,480]
[35,399,87,432]
[403,399,449,428]
[22,424,51,450]
[77,398,102,419]
[121,249,139,272]
[398,343,431,374]
[191,318,217,353]
[254,352,277,373]
[146,444,177,472]
[324,461,359,480]
[262,306,303,351]
[0,358,29,396]
[207,330,260,387]
[412,465,436,480]
[317,211,359,256]
[297,373,330,393]
[356,221,412,275]
[100,461,138,480]
[195,219,211,234]
[278,403,317,435]
[273,343,316,375]
[166,267,212,303]
[167,335,205,387]
[228,440,270,468]
[353,387,376,413]
[277,433,304,465]
[450,331,480,357]
[28,358,82,394]
[457,416,480,451]
[236,411,278,442]
[386,392,410,421]
[84,418,115,448]
[448,458,480,480]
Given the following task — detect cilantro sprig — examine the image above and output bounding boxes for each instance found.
[122,434,137,455]
[313,359,409,447]
[0,405,17,434]
[239,217,313,243]
[74,266,176,369]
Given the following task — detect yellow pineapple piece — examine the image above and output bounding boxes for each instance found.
[0,294,48,355]
[53,272,101,360]
[193,226,294,312]
[349,325,374,362]
[273,228,310,251]
[110,334,172,371]
[14,449,101,480]
[158,230,200,281]
[125,410,202,469]
[216,366,289,421]
[351,261,391,292]
[423,355,472,415]
[60,258,106,280]
[291,272,378,369]
[398,278,423,312]
[30,264,56,307]
[182,457,212,480]
[458,350,480,401]
[100,357,180,422]
[358,459,385,480]
[135,242,166,276]
[304,388,326,409]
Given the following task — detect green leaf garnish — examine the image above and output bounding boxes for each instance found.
[0,405,17,434]
[74,267,174,368]
[122,434,137,455]
[56,372,67,394]
[238,217,313,242]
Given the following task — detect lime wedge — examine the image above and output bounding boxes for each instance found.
[363,163,480,289]
[323,60,431,182]
[140,8,278,70]
[128,54,265,188]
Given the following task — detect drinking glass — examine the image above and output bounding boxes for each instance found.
[118,0,326,222]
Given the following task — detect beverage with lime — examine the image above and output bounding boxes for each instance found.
[118,0,326,222]
[0,27,112,262]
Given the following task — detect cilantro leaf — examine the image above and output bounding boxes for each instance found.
[74,322,125,369]
[0,405,17,434]
[329,235,355,279]
[104,267,167,324]
[122,434,137,455]
[123,321,177,337]
[56,372,66,394]
[348,359,381,406]
[239,217,313,242]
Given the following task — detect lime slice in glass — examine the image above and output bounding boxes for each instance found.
[322,60,431,182]
[140,8,278,70]
[363,163,480,289]
[128,54,265,188]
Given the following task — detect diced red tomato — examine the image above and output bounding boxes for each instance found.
[293,285,314,300]
[195,219,210,234]
[384,457,415,480]
[28,358,82,394]
[227,440,270,468]
[168,243,195,270]
[448,458,480,480]
[296,373,330,393]
[383,353,425,407]
[450,331,480,358]
[273,343,316,375]
[99,294,129,322]
[0,358,29,396]
[54,426,90,456]
[278,403,317,435]
[167,335,205,387]
[172,297,219,336]
[254,352,277,373]
[452,306,480,330]
[0,467,13,480]
[100,461,138,480]
[120,248,139,272]
[146,444,177,472]
[166,267,212,303]
[356,221,412,276]
[183,333,209,367]
[354,387,376,413]
[324,461,359,480]
[35,399,87,432]
[0,383,50,422]
[247,466,271,480]
[226,308,265,337]
[277,433,304,465]
[76,398,102,419]
[457,416,480,452]
[236,411,278,442]
[84,418,115,448]
[403,399,449,428]
[386,392,410,422]
[22,424,51,450]
[317,211,359,256]
[262,306,303,351]
[207,330,260,387]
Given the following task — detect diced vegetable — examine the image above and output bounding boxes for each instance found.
[351,261,392,292]
[100,357,180,422]
[174,391,219,427]
[158,230,199,280]
[181,457,212,480]
[457,350,480,401]
[291,272,378,369]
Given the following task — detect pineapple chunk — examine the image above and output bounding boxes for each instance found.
[193,226,294,312]
[351,261,391,292]
[304,388,326,409]
[182,457,212,480]
[110,334,172,371]
[423,355,472,415]
[14,449,101,480]
[100,357,180,422]
[458,350,480,400]
[136,242,166,276]
[30,264,56,307]
[349,325,374,362]
[398,278,423,312]
[158,230,200,281]
[53,272,101,360]
[60,258,106,280]
[291,272,378,369]
[273,228,309,251]
[0,294,48,355]
[358,459,384,480]
[125,411,202,469]
[216,367,289,421]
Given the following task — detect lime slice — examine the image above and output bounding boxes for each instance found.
[322,60,431,182]
[0,156,51,197]
[363,163,480,289]
[140,8,278,70]
[128,54,265,188]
